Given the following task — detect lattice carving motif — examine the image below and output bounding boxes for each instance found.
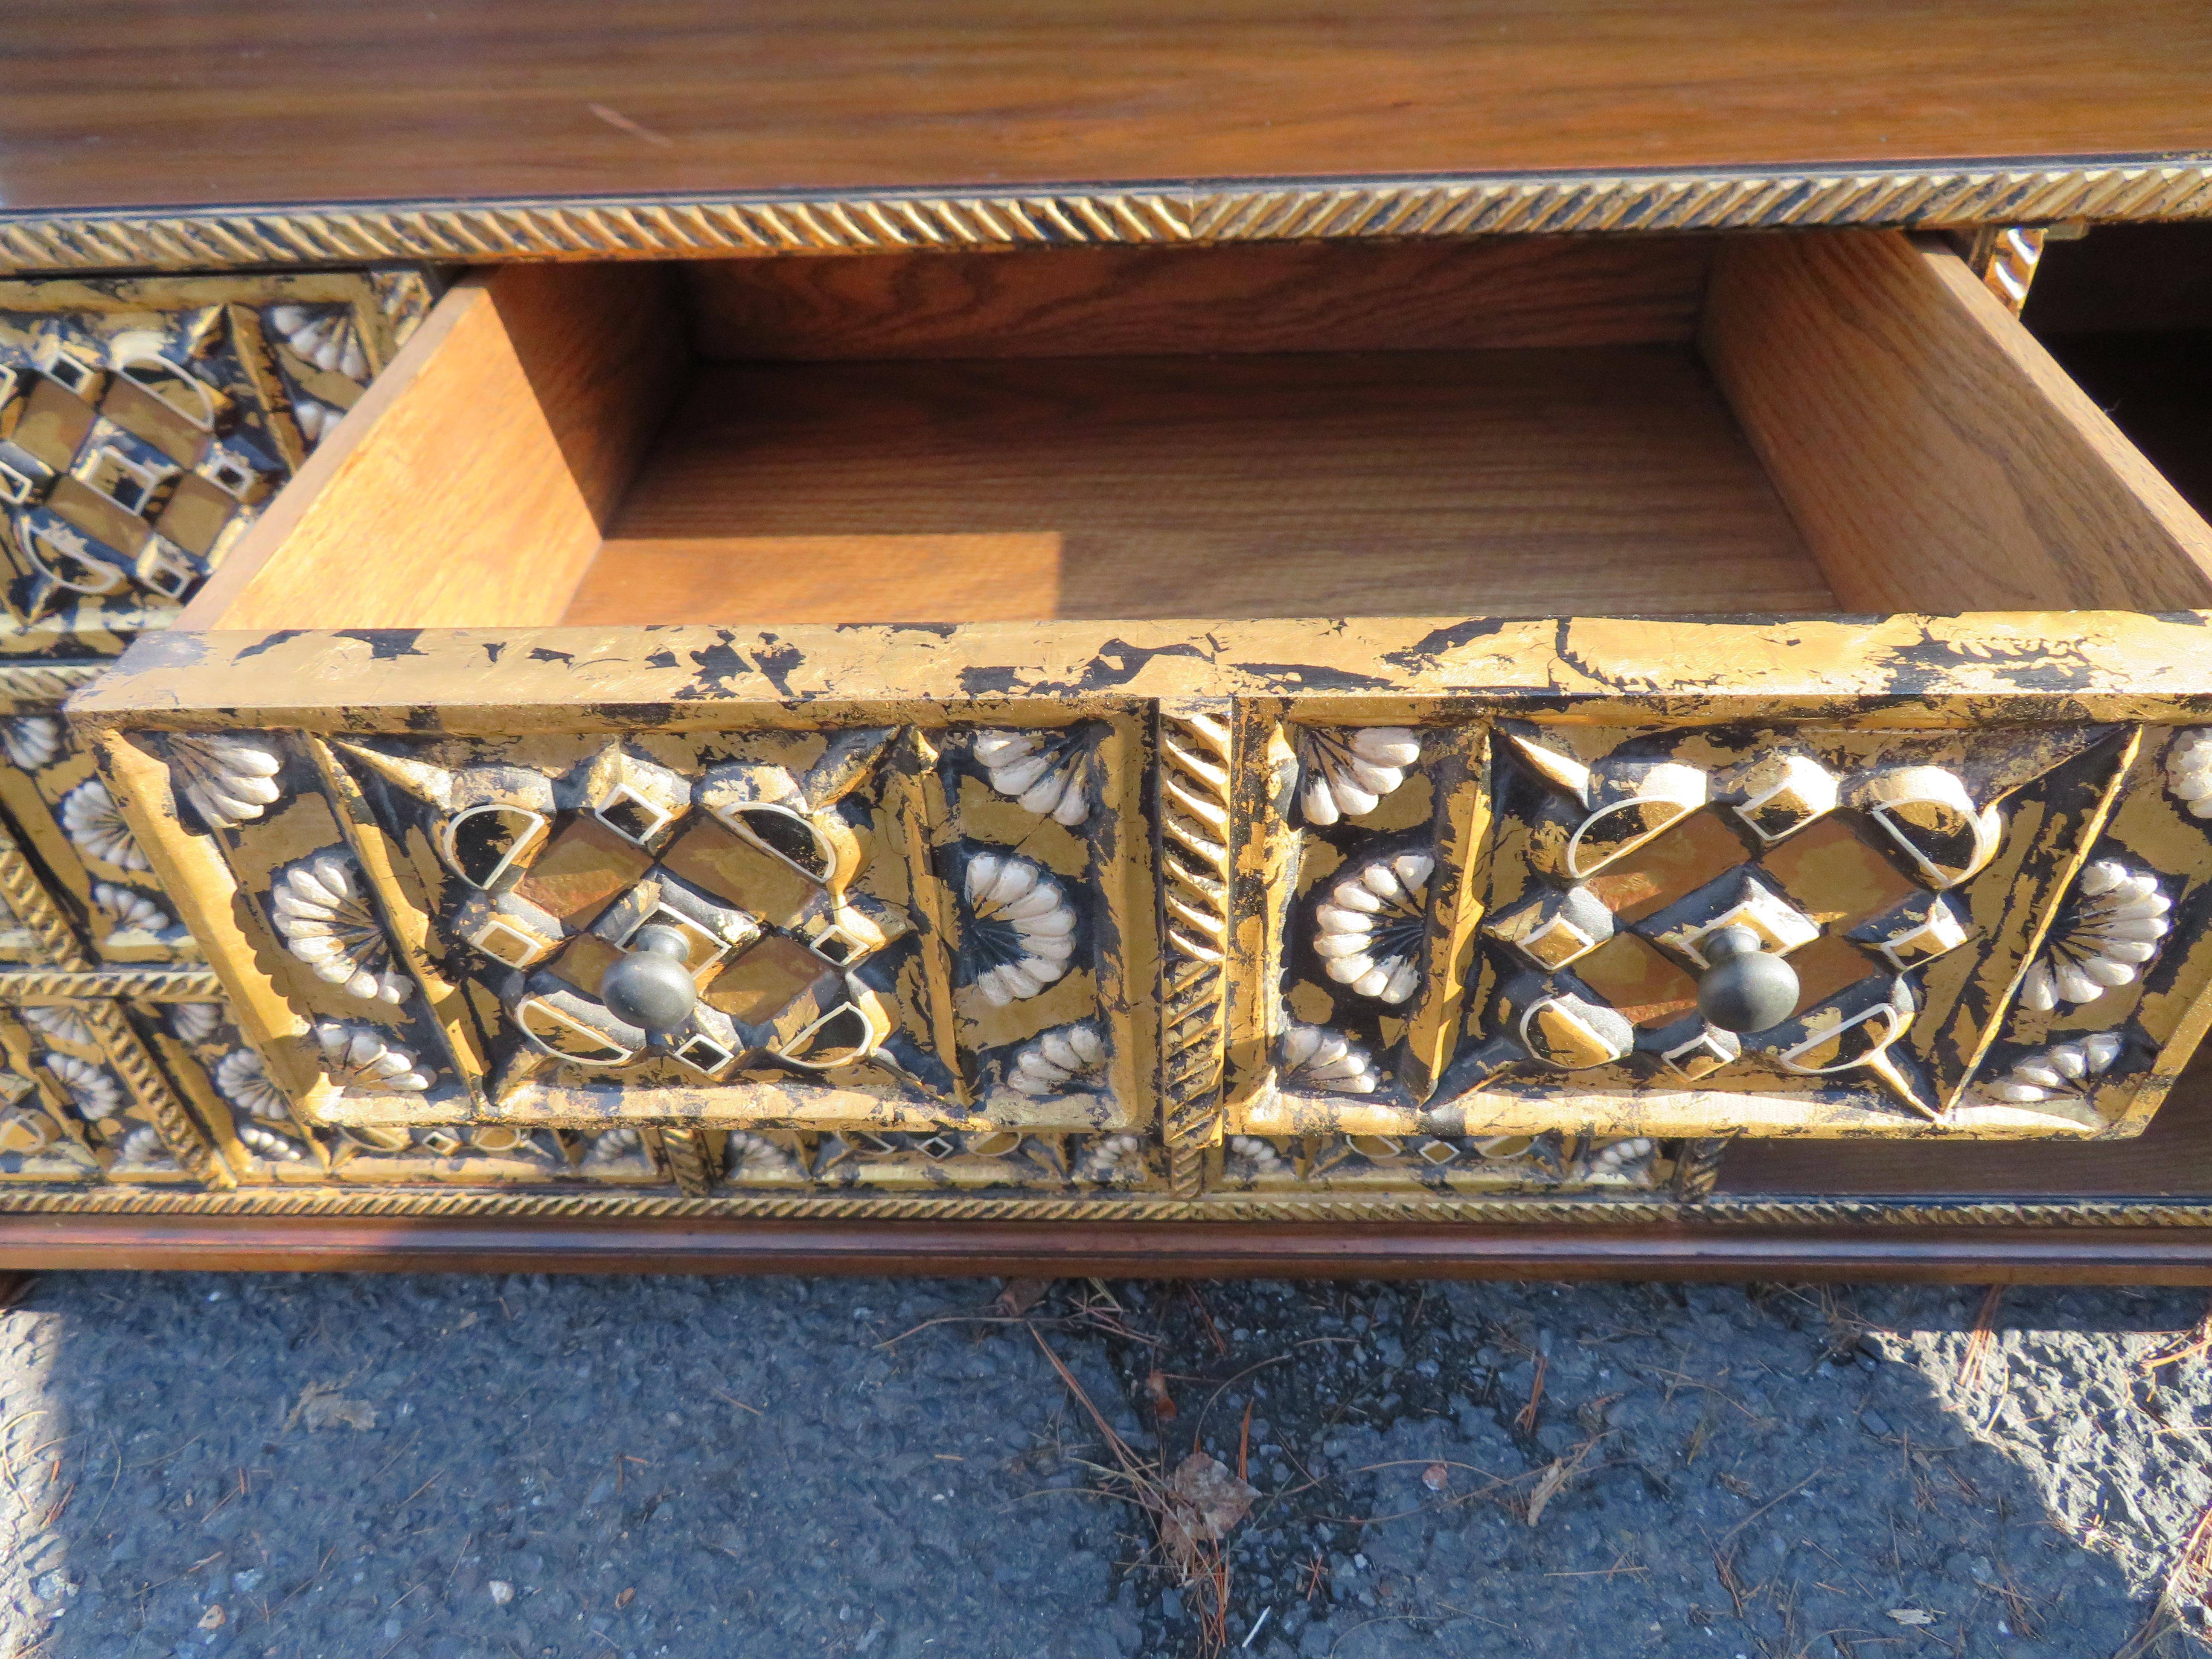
[69,624,2212,1205]
[0,274,429,659]
[143,721,1147,1143]
[1247,716,2212,1141]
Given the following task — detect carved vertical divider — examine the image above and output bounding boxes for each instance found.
[655,1125,714,1197]
[1398,724,1493,1103]
[0,818,93,970]
[1158,701,1235,1196]
[1932,726,2142,1111]
[889,728,972,1106]
[1672,1136,1734,1202]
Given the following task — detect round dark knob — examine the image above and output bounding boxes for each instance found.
[600,924,697,1034]
[1696,925,1799,1034]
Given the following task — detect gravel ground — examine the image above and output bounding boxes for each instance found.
[0,1272,2207,1659]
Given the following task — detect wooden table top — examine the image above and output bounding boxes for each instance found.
[6,1,2212,270]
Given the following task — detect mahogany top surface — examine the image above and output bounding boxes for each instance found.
[10,0,2212,215]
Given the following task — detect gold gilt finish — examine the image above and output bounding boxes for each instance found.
[1,162,2210,275]
[53,611,2212,1213]
[0,273,436,1200]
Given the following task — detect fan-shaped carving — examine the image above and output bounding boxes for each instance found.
[1312,850,1434,1004]
[60,780,148,871]
[961,850,1077,1006]
[271,850,410,1005]
[1295,728,1418,824]
[167,733,285,829]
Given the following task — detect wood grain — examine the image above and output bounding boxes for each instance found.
[191,262,687,630]
[1,1212,2210,1282]
[1728,1056,2212,1199]
[6,1,2211,212]
[564,535,1067,626]
[1701,230,2212,611]
[574,347,1830,627]
[683,238,1713,362]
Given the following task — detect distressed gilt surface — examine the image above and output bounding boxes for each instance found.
[0,273,436,1203]
[45,612,2212,1212]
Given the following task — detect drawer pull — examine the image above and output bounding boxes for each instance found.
[597,924,699,1037]
[1694,925,1800,1034]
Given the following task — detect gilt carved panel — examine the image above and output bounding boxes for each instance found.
[1231,711,2212,1142]
[0,272,430,658]
[102,717,1158,1161]
[74,616,2212,1214]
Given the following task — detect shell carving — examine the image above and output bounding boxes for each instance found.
[167,733,285,829]
[1075,1132,1147,1184]
[2021,859,2171,1012]
[112,1123,175,1170]
[294,399,342,446]
[1279,1023,1383,1094]
[580,1126,652,1172]
[1006,1023,1107,1096]
[1312,850,1435,1004]
[17,1004,93,1048]
[723,1131,801,1182]
[93,883,173,934]
[169,1003,223,1044]
[961,850,1078,1006]
[1586,1138,1659,1178]
[60,780,149,871]
[271,850,410,1005]
[214,1048,290,1122]
[267,304,369,381]
[1296,728,1420,825]
[313,1022,433,1093]
[2168,729,2212,820]
[1225,1135,1289,1178]
[1975,1033,2122,1125]
[236,1121,309,1162]
[972,731,1089,826]
[43,1053,122,1121]
[1,716,60,771]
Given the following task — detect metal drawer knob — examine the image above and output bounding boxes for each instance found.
[599,924,697,1034]
[1695,925,1799,1034]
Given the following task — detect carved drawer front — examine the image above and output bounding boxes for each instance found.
[1246,706,2212,1146]
[68,617,2212,1167]
[90,715,1154,1177]
[0,273,432,981]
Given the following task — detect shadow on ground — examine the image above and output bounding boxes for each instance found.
[0,1273,2205,1659]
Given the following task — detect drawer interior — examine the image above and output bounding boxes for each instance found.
[2027,220,2212,521]
[184,230,2212,632]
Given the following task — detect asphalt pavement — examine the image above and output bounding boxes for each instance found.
[0,1270,2206,1659]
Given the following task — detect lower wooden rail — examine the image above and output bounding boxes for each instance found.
[3,1214,2211,1283]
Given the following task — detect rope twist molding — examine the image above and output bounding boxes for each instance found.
[4,162,2209,273]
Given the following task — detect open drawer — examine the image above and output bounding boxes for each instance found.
[64,230,2212,1201]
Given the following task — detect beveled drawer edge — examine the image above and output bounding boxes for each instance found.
[64,612,2212,729]
[4,156,2210,276]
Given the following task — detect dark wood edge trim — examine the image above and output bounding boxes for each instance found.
[3,157,2209,274]
[6,1213,2212,1282]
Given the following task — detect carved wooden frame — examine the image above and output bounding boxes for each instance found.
[68,611,2212,1208]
